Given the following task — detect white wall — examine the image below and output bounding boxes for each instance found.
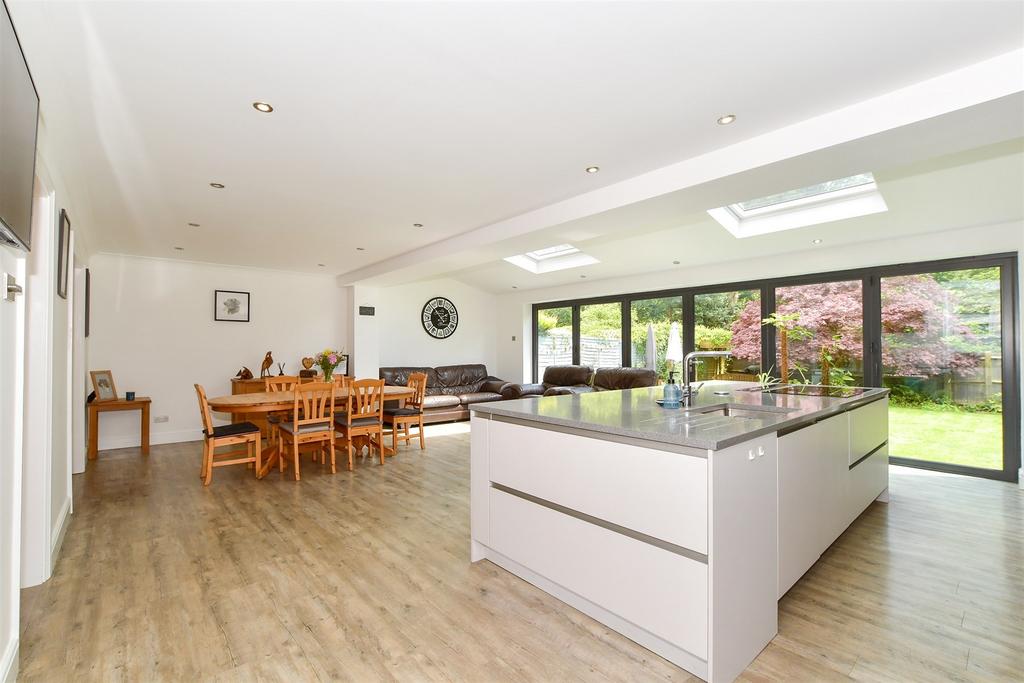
[376,278,499,372]
[493,220,1024,382]
[87,254,347,449]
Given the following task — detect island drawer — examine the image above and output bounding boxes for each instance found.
[849,397,888,465]
[487,418,708,553]
[489,487,708,659]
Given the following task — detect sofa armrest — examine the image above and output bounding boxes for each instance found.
[480,378,510,394]
[501,383,544,400]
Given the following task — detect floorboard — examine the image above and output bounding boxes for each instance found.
[18,425,1024,681]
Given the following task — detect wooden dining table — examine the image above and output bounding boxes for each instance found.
[207,385,416,478]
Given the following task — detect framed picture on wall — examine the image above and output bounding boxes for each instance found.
[214,290,250,322]
[89,370,117,402]
[57,209,71,299]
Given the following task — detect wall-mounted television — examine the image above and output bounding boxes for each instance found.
[0,0,39,252]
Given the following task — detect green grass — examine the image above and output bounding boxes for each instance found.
[888,405,1002,470]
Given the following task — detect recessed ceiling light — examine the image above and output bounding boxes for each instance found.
[356,247,365,251]
[187,222,200,227]
[580,275,587,279]
[317,263,326,267]
[209,182,225,189]
[585,166,600,174]
[512,285,518,289]
[252,101,273,113]
[413,223,423,228]
[174,246,184,251]
[717,114,737,125]
[672,260,680,265]
[812,238,823,245]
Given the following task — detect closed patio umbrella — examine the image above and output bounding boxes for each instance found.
[666,321,684,372]
[645,323,657,370]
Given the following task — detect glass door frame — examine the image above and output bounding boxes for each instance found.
[530,251,1019,481]
[865,253,1020,482]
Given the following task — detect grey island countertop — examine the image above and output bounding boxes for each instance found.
[470,381,888,451]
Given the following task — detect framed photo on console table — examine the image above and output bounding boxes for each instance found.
[214,290,250,322]
[90,370,118,402]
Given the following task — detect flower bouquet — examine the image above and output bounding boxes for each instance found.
[315,348,345,381]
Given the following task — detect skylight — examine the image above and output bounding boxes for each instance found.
[707,172,887,239]
[737,173,875,212]
[524,244,579,260]
[504,243,599,274]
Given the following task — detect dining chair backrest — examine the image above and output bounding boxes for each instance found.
[407,372,428,410]
[343,378,385,425]
[265,375,301,392]
[332,375,350,390]
[194,384,214,436]
[292,381,335,429]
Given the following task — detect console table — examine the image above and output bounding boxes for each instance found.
[87,397,151,460]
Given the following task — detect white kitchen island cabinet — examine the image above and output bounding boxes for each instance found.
[470,382,889,683]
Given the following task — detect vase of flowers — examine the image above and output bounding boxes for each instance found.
[315,348,344,381]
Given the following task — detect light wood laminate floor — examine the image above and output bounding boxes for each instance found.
[19,425,1024,681]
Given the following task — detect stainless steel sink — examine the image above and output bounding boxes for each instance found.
[683,404,794,420]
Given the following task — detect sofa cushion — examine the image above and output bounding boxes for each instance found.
[457,391,503,405]
[380,366,438,390]
[542,365,593,387]
[422,394,461,409]
[436,362,487,389]
[544,386,595,396]
[594,367,659,390]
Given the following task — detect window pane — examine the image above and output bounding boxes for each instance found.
[694,290,761,381]
[773,280,863,385]
[630,296,683,379]
[580,302,622,369]
[737,172,874,211]
[536,306,572,378]
[881,268,1003,470]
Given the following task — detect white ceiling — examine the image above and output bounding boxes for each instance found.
[8,1,1024,277]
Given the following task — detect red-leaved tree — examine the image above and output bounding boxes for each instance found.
[730,275,978,377]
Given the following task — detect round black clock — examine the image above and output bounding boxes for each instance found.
[422,297,459,339]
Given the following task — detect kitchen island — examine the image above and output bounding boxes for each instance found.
[469,381,889,683]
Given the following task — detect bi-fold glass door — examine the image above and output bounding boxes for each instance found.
[879,265,1011,478]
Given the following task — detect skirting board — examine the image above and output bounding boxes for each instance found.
[50,495,71,571]
[476,545,709,682]
[97,428,202,452]
[1,639,17,683]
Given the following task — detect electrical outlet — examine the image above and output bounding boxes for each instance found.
[154,415,169,423]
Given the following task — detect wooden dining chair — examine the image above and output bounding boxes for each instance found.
[383,372,427,452]
[277,382,336,480]
[334,379,385,471]
[194,384,262,486]
[264,375,300,448]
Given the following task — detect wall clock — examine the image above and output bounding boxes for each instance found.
[422,297,459,339]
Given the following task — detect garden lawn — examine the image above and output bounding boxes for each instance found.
[888,405,1002,471]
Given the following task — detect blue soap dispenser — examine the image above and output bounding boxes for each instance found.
[663,370,682,406]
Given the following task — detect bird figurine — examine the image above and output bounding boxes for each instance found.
[260,351,274,378]
[235,367,254,380]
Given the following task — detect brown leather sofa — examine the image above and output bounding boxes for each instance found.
[379,364,511,423]
[545,366,659,396]
[500,365,593,399]
[501,365,659,399]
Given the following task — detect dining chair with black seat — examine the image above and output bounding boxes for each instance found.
[264,375,301,449]
[335,378,385,471]
[278,381,336,481]
[194,384,262,486]
[383,371,427,452]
